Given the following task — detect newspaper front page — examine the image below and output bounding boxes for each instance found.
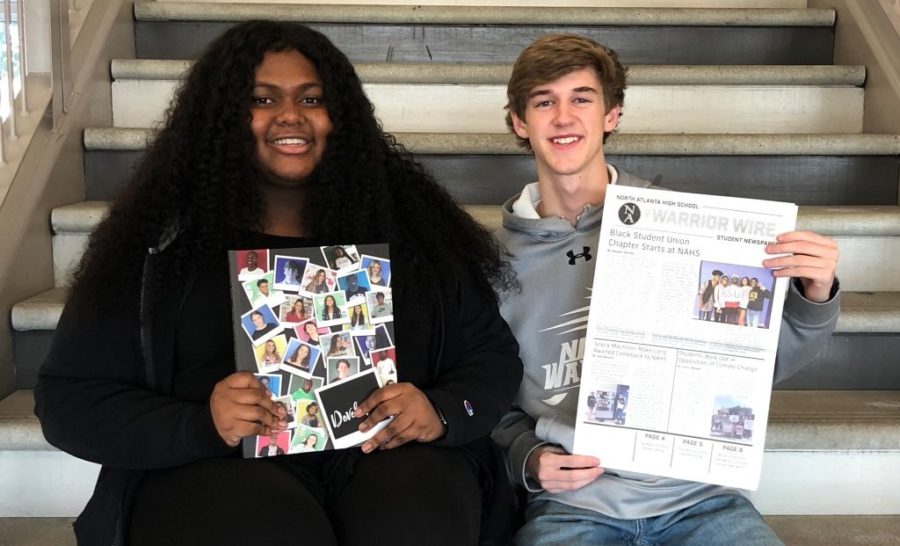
[572,185,797,490]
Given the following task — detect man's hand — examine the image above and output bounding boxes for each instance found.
[526,445,604,494]
[764,230,838,303]
[210,372,287,447]
[353,383,445,453]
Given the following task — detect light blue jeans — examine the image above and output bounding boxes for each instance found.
[748,309,762,328]
[517,494,784,546]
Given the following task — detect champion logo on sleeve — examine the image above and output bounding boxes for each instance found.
[464,400,474,417]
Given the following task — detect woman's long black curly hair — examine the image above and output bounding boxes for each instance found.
[73,20,514,311]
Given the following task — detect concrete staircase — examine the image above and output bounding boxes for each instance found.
[4,1,900,544]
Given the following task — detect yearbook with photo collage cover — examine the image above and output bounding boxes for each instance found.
[228,243,397,458]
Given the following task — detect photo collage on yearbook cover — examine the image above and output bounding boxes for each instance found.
[229,244,397,457]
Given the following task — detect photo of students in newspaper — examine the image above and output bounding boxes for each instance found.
[709,394,755,445]
[585,384,630,425]
[696,262,775,328]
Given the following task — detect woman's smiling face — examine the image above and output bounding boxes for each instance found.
[250,49,333,186]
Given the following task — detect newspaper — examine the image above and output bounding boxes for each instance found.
[572,185,797,490]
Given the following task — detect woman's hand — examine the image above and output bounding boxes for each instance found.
[353,383,445,453]
[210,372,287,447]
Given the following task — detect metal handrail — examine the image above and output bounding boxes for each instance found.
[3,0,19,143]
[0,0,94,164]
[15,0,25,114]
[49,0,71,132]
[0,0,25,164]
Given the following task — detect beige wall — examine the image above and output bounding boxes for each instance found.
[880,0,900,36]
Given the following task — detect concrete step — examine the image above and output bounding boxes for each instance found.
[138,2,832,22]
[0,518,75,546]
[3,516,900,546]
[0,391,99,518]
[15,284,900,336]
[1,515,898,546]
[133,2,835,64]
[766,516,900,545]
[12,282,900,391]
[83,129,900,206]
[112,59,868,86]
[151,0,810,7]
[45,199,900,293]
[4,389,900,518]
[111,60,865,133]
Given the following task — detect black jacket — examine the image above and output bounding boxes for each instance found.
[34,242,522,545]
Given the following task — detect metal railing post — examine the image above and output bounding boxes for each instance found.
[3,0,18,139]
[49,0,71,130]
[16,0,26,114]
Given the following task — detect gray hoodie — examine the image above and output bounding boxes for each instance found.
[492,168,840,519]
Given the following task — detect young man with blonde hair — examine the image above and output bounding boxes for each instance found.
[492,34,840,545]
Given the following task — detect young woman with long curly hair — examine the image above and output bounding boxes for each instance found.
[35,20,521,546]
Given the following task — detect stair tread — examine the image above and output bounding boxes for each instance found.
[6,389,900,452]
[0,518,75,546]
[112,78,866,134]
[134,2,835,26]
[50,201,112,234]
[1,515,900,546]
[839,292,900,333]
[0,390,54,450]
[111,59,867,86]
[11,279,900,335]
[52,200,900,238]
[84,128,900,156]
[10,288,68,332]
[765,516,900,545]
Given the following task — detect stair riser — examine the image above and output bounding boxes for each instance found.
[135,21,835,65]
[84,150,139,201]
[831,238,900,292]
[0,452,98,517]
[777,334,900,389]
[751,451,900,515]
[84,150,900,206]
[15,327,900,390]
[12,332,49,390]
[52,234,84,291]
[111,79,865,134]
[3,448,896,517]
[48,207,900,290]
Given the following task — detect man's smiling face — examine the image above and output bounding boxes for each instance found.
[510,67,619,183]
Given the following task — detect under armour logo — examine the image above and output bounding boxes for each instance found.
[567,247,592,265]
